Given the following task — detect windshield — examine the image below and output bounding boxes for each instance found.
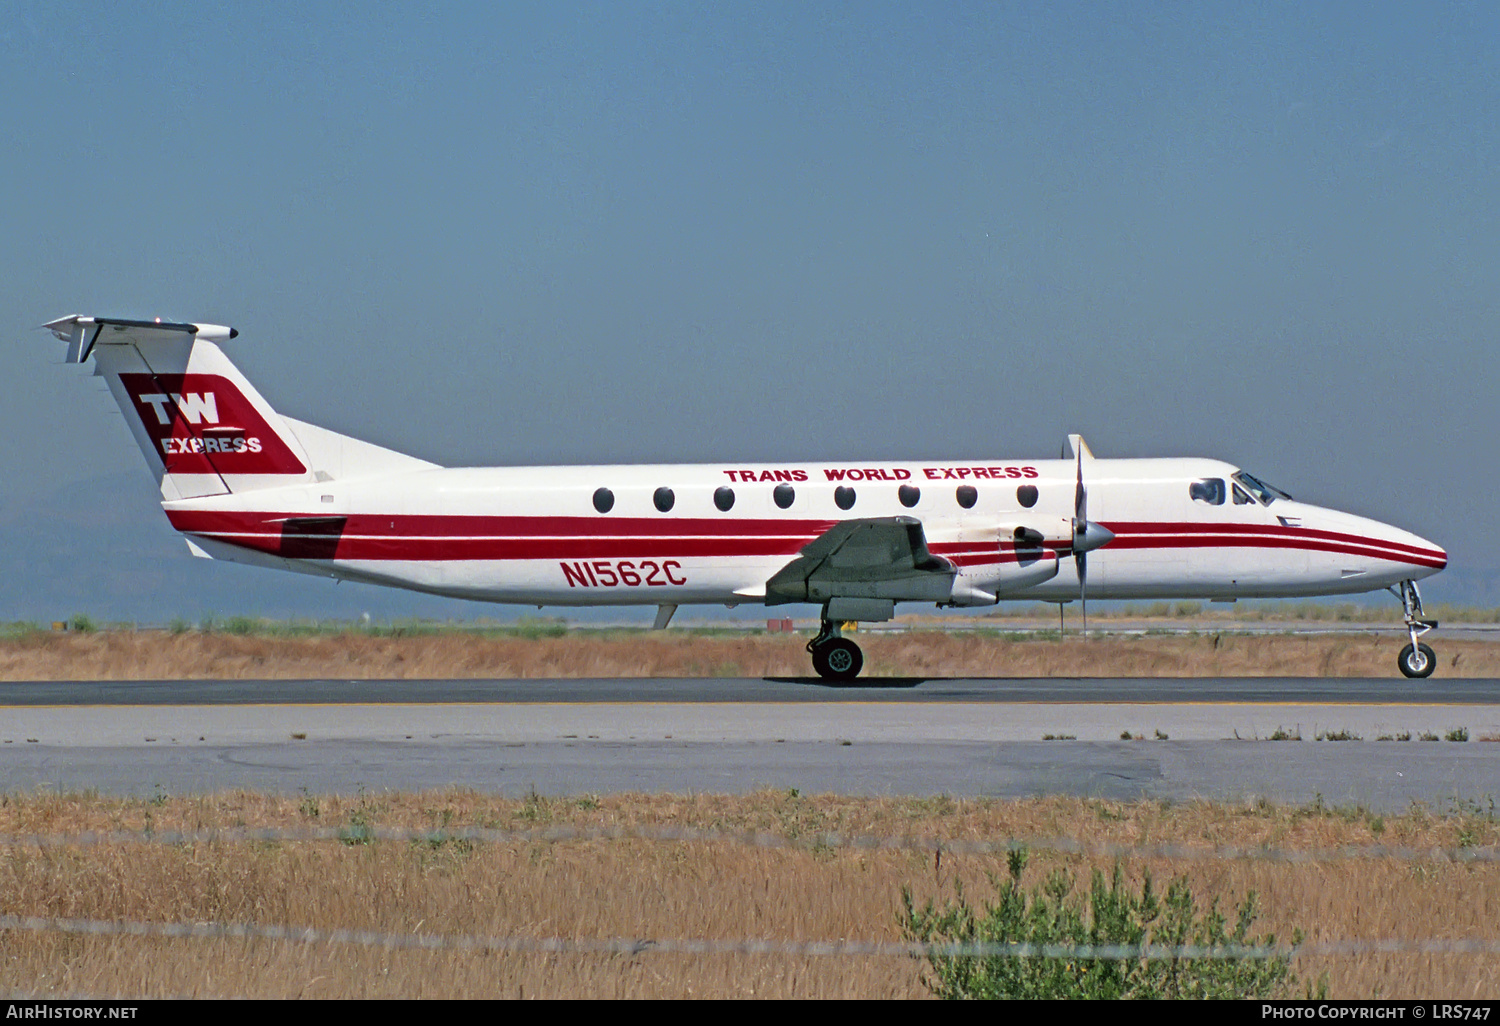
[1232,471,1293,505]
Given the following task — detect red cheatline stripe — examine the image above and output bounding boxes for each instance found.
[183,534,815,561]
[992,543,1074,555]
[178,531,1441,568]
[1104,534,1446,570]
[946,554,1007,569]
[164,510,1443,569]
[167,510,1441,557]
[1105,521,1443,561]
[1107,527,1445,567]
[165,510,838,538]
[1109,531,1429,558]
[933,541,1072,551]
[938,547,1066,562]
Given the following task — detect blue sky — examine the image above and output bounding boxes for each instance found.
[2,3,1496,620]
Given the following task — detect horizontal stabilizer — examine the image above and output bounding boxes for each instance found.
[44,315,235,364]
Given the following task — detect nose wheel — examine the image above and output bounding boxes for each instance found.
[808,620,864,681]
[1398,642,1436,679]
[1391,580,1439,679]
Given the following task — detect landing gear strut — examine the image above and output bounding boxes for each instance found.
[808,619,863,681]
[1391,579,1439,679]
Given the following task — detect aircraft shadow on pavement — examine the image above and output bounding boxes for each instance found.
[764,676,930,689]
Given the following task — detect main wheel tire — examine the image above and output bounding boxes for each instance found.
[811,638,863,681]
[1398,642,1436,679]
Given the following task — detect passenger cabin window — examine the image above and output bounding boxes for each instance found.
[714,486,735,512]
[773,483,796,509]
[898,484,920,508]
[653,487,675,513]
[956,485,978,509]
[1189,478,1226,505]
[592,487,615,514]
[1017,484,1039,508]
[834,486,856,510]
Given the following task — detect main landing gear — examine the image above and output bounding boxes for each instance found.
[808,619,863,681]
[1392,579,1439,679]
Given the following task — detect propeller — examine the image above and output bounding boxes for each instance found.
[1064,435,1115,637]
[1073,445,1089,635]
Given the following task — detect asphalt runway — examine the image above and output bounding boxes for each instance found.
[4,676,1499,705]
[2,677,1498,813]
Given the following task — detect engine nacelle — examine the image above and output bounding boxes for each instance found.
[931,518,1067,605]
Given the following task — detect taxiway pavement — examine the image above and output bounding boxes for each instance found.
[1,677,1496,812]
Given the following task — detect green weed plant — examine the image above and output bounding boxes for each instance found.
[900,849,1297,1000]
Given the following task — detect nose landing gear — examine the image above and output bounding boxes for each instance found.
[808,619,864,681]
[1392,580,1439,679]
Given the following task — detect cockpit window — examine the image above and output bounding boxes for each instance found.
[1232,472,1292,505]
[1189,478,1225,505]
[1232,483,1254,505]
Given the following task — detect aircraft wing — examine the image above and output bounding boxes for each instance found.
[764,517,957,617]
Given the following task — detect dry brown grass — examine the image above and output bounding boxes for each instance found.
[1,790,1498,998]
[3,629,1498,680]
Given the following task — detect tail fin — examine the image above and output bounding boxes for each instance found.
[45,315,434,499]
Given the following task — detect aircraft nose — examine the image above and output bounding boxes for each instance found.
[1417,535,1448,574]
[1299,504,1446,581]
[1421,535,1447,571]
[1362,519,1447,578]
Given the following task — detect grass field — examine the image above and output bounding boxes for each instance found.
[0,625,1496,679]
[1,791,1497,999]
[4,621,1496,997]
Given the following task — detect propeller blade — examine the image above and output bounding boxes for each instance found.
[1074,448,1085,523]
[1074,445,1086,592]
[1064,436,1111,637]
[1072,447,1087,635]
[1079,550,1088,636]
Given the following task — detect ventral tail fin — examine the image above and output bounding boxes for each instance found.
[45,315,433,500]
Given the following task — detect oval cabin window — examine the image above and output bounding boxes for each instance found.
[1189,479,1226,506]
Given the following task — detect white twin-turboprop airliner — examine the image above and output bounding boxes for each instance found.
[45,315,1448,680]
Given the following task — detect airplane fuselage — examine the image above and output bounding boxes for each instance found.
[163,456,1445,607]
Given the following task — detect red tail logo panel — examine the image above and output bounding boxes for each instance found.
[119,374,307,475]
